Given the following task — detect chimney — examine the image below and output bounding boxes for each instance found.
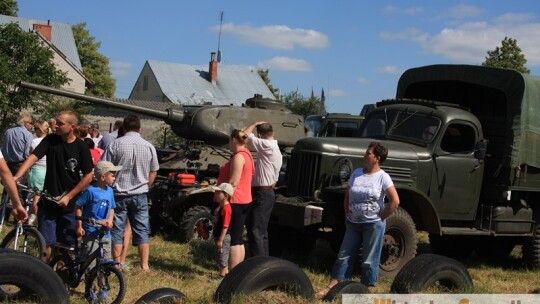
[209,52,218,82]
[33,20,52,41]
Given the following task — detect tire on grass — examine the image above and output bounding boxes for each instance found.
[135,287,186,303]
[0,249,68,303]
[178,206,214,242]
[390,253,473,294]
[214,256,314,303]
[324,281,369,302]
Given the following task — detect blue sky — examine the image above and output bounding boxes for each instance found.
[19,1,540,114]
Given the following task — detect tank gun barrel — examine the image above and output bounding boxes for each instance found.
[18,81,185,122]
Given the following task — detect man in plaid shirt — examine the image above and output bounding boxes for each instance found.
[102,115,159,271]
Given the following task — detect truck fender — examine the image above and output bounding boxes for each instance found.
[396,186,441,234]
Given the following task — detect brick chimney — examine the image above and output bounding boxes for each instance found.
[209,52,218,81]
[33,20,52,41]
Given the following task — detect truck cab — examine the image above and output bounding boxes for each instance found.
[304,113,364,138]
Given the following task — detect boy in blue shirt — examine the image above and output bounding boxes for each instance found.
[76,161,122,264]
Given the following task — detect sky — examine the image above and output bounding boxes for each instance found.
[18,1,540,115]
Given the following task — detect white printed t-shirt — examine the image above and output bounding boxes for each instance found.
[346,168,393,223]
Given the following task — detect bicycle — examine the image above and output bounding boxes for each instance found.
[0,188,13,234]
[0,184,47,262]
[49,216,126,304]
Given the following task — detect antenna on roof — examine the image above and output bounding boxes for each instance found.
[217,11,224,63]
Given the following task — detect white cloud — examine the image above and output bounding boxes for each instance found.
[376,65,402,74]
[356,77,369,84]
[383,5,423,16]
[214,23,329,50]
[329,89,345,97]
[110,61,131,78]
[380,14,540,67]
[449,4,483,19]
[258,57,312,72]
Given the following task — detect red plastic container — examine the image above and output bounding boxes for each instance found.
[176,173,196,185]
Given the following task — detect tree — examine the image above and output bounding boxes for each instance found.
[282,91,326,118]
[482,37,530,74]
[257,69,279,100]
[72,23,116,97]
[0,0,18,16]
[0,23,68,134]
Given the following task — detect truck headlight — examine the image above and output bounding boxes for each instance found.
[339,161,352,182]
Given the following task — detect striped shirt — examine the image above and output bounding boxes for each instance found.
[102,132,159,195]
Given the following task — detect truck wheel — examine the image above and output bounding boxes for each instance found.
[390,253,473,293]
[429,235,474,259]
[214,256,314,304]
[178,206,214,243]
[135,287,186,303]
[523,224,540,268]
[380,207,417,278]
[324,281,368,301]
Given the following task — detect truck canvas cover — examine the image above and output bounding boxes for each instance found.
[396,64,540,169]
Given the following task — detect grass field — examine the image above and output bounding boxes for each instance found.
[2,216,540,303]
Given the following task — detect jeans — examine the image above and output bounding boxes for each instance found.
[111,194,150,245]
[331,219,386,286]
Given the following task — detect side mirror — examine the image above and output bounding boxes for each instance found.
[474,139,489,160]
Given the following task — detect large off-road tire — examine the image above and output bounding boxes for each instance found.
[178,206,215,243]
[390,253,473,293]
[523,224,540,268]
[0,249,69,303]
[380,207,417,278]
[429,234,474,259]
[214,256,314,303]
[135,287,186,303]
[324,281,369,302]
[0,227,47,262]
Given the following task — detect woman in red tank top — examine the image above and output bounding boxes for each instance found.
[217,128,254,270]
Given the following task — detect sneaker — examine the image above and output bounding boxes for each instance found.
[86,289,98,302]
[98,289,108,300]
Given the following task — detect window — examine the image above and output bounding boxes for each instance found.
[143,75,148,91]
[440,124,476,153]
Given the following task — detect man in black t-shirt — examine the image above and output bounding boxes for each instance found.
[16,111,94,261]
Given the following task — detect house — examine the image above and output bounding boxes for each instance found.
[129,53,275,106]
[0,15,91,93]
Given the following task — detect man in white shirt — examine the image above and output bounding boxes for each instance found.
[243,121,282,256]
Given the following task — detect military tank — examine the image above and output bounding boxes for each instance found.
[19,81,305,241]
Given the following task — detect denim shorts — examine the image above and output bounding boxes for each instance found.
[111,194,150,245]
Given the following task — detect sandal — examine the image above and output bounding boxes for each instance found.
[316,287,331,298]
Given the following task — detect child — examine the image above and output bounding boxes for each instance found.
[75,161,122,266]
[212,183,234,280]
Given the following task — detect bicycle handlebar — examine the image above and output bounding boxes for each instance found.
[75,216,110,233]
[17,183,63,204]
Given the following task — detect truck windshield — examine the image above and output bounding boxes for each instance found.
[304,116,322,137]
[361,110,440,144]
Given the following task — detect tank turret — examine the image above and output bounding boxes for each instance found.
[19,82,304,147]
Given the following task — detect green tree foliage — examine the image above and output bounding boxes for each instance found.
[482,37,530,74]
[0,0,18,16]
[0,23,68,134]
[257,69,279,100]
[282,91,326,118]
[72,23,116,97]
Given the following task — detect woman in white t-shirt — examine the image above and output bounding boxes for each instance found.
[318,142,400,297]
[28,120,50,219]
[0,150,27,222]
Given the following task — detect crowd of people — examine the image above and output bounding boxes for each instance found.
[1,111,399,294]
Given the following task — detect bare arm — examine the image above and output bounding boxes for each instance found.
[1,159,27,222]
[242,121,266,135]
[148,171,157,188]
[228,153,246,188]
[380,186,400,221]
[75,206,85,238]
[58,172,94,208]
[343,189,350,216]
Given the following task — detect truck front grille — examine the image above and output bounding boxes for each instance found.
[287,152,321,197]
[382,166,413,184]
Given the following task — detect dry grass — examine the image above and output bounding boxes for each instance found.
[2,217,540,303]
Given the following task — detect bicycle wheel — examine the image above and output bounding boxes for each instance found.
[0,194,11,234]
[0,227,47,262]
[85,264,126,304]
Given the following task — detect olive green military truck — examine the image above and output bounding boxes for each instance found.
[271,64,540,277]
